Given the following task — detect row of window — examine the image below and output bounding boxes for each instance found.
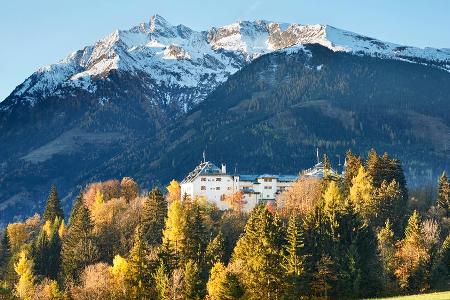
[201,177,227,182]
[200,186,232,191]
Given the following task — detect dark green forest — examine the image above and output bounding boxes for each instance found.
[1,45,450,225]
[1,149,450,299]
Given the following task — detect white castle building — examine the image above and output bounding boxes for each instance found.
[180,161,298,211]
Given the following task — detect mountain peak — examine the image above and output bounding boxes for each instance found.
[150,14,172,32]
[3,15,450,109]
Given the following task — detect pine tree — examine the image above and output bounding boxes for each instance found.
[323,154,332,179]
[394,211,430,291]
[282,214,304,299]
[162,200,187,256]
[323,181,345,218]
[124,226,155,299]
[47,219,62,279]
[166,180,181,204]
[374,180,404,233]
[430,235,450,288]
[207,262,244,300]
[349,166,374,223]
[0,231,10,277]
[231,205,285,299]
[154,262,169,300]
[343,150,363,194]
[68,193,83,226]
[205,232,225,270]
[183,260,205,300]
[43,185,64,223]
[62,201,99,284]
[142,188,167,246]
[184,201,208,264]
[31,229,49,277]
[377,220,396,285]
[437,172,450,216]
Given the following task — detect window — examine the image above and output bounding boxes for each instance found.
[264,178,272,182]
[216,178,222,181]
[201,186,206,190]
[216,187,220,190]
[201,178,206,181]
[264,186,272,189]
[227,187,231,190]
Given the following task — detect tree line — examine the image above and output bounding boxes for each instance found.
[0,149,450,299]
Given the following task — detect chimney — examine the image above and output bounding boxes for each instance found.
[221,164,226,174]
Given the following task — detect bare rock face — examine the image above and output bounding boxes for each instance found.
[164,45,190,60]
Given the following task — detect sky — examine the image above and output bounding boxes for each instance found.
[1,0,450,101]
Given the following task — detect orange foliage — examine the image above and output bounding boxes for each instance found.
[276,177,323,216]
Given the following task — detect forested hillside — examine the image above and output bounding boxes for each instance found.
[1,150,450,299]
[1,44,450,225]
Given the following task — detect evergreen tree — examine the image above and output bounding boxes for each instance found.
[323,154,333,179]
[207,262,244,300]
[162,200,187,256]
[334,204,382,298]
[183,260,205,300]
[323,181,345,219]
[142,188,168,246]
[31,229,48,277]
[0,232,10,277]
[282,214,304,299]
[349,166,375,224]
[231,205,285,299]
[62,201,99,284]
[430,235,450,288]
[377,220,396,289]
[437,172,450,216]
[343,150,363,194]
[43,185,64,223]
[205,232,225,270]
[184,201,208,264]
[154,262,169,300]
[47,219,62,279]
[394,211,430,291]
[124,226,155,299]
[367,150,408,202]
[374,180,405,233]
[68,193,83,226]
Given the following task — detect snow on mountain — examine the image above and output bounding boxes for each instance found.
[3,15,450,110]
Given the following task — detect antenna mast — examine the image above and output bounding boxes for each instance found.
[316,148,319,164]
[203,150,206,163]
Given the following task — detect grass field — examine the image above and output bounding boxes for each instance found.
[367,291,450,300]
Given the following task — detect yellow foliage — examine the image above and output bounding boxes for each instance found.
[7,223,28,250]
[207,262,228,300]
[162,200,186,253]
[349,166,375,221]
[111,255,128,277]
[34,279,62,300]
[166,179,181,203]
[14,250,35,300]
[323,181,345,215]
[95,189,104,205]
[58,219,65,238]
[43,220,52,238]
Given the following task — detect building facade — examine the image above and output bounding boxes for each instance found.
[180,161,298,211]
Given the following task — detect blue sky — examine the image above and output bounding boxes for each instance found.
[1,0,449,101]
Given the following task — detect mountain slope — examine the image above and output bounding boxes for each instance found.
[1,16,450,224]
[142,44,450,187]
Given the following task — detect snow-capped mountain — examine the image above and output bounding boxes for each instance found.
[2,15,450,112]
